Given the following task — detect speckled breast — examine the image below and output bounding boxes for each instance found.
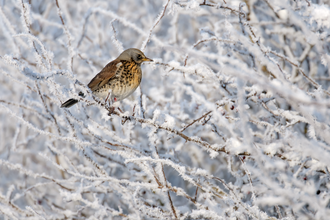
[93,61,142,101]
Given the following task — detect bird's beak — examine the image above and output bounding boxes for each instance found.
[143,57,153,62]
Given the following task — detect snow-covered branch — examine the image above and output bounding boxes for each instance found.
[1,0,330,219]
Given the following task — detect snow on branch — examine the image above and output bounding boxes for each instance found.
[1,0,330,219]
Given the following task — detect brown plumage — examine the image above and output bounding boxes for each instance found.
[61,48,153,108]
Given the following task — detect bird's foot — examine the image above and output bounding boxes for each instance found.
[107,106,123,116]
[107,106,115,116]
[121,115,132,125]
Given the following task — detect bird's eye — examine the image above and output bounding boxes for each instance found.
[137,54,142,60]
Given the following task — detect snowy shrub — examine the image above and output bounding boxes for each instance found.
[1,0,330,219]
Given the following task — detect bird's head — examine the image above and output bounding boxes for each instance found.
[117,48,153,64]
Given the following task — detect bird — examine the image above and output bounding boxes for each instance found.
[61,48,153,109]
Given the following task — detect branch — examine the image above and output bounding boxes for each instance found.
[181,111,212,132]
[55,0,74,71]
[141,0,170,51]
[184,37,236,66]
[112,110,250,156]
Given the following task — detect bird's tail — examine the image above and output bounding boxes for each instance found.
[61,92,85,108]
[61,99,79,108]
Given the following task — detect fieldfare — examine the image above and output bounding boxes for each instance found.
[61,48,153,108]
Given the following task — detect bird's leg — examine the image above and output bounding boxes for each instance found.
[105,89,115,115]
[132,104,136,116]
[121,105,136,125]
[105,89,112,106]
[107,106,115,115]
[121,105,135,123]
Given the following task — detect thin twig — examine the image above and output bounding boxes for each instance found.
[268,50,328,95]
[304,0,311,6]
[167,191,177,219]
[238,156,256,203]
[112,110,250,156]
[77,11,92,48]
[20,0,48,71]
[239,3,246,35]
[0,194,33,217]
[181,111,212,132]
[212,176,259,219]
[36,82,61,135]
[184,37,235,66]
[263,0,280,19]
[55,0,73,71]
[194,185,199,201]
[139,86,145,119]
[110,19,124,52]
[141,0,170,51]
[155,146,178,219]
[276,205,283,219]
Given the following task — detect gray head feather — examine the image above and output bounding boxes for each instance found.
[117,48,153,64]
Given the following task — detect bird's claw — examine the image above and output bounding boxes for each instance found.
[121,115,132,125]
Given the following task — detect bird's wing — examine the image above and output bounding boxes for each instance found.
[87,60,122,92]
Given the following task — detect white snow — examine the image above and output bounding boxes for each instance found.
[0,0,330,219]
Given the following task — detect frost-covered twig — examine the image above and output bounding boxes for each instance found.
[183,37,236,66]
[55,0,74,71]
[1,0,330,219]
[141,0,170,51]
[77,9,93,48]
[110,19,124,53]
[212,177,260,219]
[35,82,61,134]
[181,110,212,132]
[155,147,178,219]
[115,111,222,153]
